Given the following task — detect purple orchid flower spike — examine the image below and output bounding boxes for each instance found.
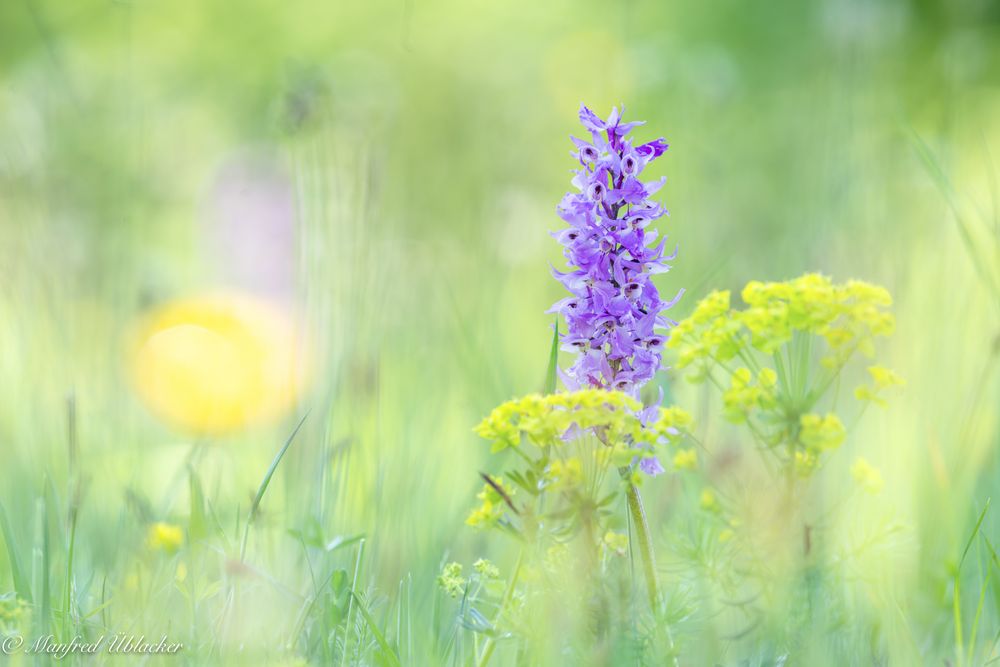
[550,105,683,398]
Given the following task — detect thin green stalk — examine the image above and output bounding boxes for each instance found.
[32,496,48,636]
[340,538,366,667]
[622,474,679,666]
[63,515,76,639]
[476,550,523,667]
[786,343,798,398]
[968,560,989,665]
[772,351,791,403]
[804,340,861,408]
[64,393,80,640]
[795,333,812,401]
[731,335,762,374]
[955,576,965,667]
[240,412,309,562]
[955,500,991,667]
[623,478,658,610]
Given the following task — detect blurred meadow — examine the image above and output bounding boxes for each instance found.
[1,0,1000,664]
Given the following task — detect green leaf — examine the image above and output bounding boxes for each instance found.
[504,471,538,497]
[0,502,31,603]
[543,318,559,394]
[351,591,402,667]
[326,569,351,625]
[596,491,619,508]
[287,516,325,549]
[325,533,366,553]
[330,569,349,594]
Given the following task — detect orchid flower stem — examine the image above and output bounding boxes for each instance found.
[621,468,678,665]
[622,473,658,610]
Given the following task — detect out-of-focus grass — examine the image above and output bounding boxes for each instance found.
[0,0,999,663]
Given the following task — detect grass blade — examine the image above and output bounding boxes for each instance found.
[341,539,366,667]
[239,411,309,561]
[955,499,991,666]
[910,129,1000,301]
[0,502,31,603]
[961,499,990,569]
[32,496,49,635]
[351,590,402,667]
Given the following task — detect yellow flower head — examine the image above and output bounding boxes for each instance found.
[691,290,730,325]
[129,293,308,435]
[722,368,778,423]
[868,366,904,389]
[700,488,719,512]
[466,477,516,528]
[799,413,846,451]
[668,274,895,377]
[855,365,905,408]
[547,457,584,489]
[437,562,466,598]
[851,457,884,494]
[603,531,629,556]
[672,448,698,471]
[794,450,819,477]
[473,558,501,579]
[147,522,184,554]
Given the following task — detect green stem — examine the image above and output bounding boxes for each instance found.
[624,479,659,610]
[476,551,524,667]
[622,472,679,665]
[340,539,366,667]
[796,332,812,401]
[772,352,791,403]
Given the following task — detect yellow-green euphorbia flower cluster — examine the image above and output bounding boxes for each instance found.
[470,390,693,529]
[669,274,895,372]
[475,389,691,454]
[854,365,906,407]
[466,476,518,528]
[668,274,901,475]
[721,367,778,422]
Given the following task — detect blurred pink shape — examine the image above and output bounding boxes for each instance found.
[203,150,296,299]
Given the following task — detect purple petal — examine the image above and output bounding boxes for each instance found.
[578,104,606,133]
[636,138,669,159]
[639,457,665,476]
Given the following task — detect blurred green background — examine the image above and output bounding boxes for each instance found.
[1,0,999,663]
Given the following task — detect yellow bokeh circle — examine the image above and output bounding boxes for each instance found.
[129,293,307,435]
